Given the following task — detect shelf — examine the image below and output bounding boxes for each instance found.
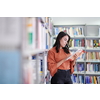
[86,36,100,39]
[76,60,85,62]
[53,35,85,39]
[75,60,100,63]
[86,48,100,50]
[74,72,100,75]
[86,60,100,63]
[73,83,78,84]
[73,72,85,74]
[53,36,100,40]
[71,36,85,38]
[23,49,49,56]
[69,47,85,50]
[69,48,100,51]
[85,72,100,75]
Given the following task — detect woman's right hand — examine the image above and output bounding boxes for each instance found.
[73,54,78,60]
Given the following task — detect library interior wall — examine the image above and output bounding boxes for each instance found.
[51,17,100,25]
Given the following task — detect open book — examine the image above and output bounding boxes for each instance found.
[66,49,85,61]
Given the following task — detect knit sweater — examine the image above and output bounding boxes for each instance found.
[47,47,74,77]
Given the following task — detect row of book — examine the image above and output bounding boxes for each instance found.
[69,39,85,47]
[74,63,100,72]
[31,55,48,84]
[74,63,84,72]
[71,75,84,84]
[72,51,100,61]
[25,17,52,50]
[23,55,42,84]
[85,76,100,84]
[86,63,100,72]
[86,52,100,61]
[71,75,100,84]
[54,27,84,36]
[69,39,100,48]
[70,51,100,61]
[23,59,34,84]
[37,18,52,49]
[24,17,53,84]
[86,39,100,48]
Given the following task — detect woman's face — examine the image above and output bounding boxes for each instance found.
[60,35,69,48]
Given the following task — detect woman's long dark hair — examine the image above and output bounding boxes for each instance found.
[53,31,70,54]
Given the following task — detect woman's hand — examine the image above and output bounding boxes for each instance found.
[73,54,78,60]
[63,53,78,62]
[71,60,76,66]
[71,54,78,65]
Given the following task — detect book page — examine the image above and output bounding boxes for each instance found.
[66,49,83,61]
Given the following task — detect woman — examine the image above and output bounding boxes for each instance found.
[47,31,77,84]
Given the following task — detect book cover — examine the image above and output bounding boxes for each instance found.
[94,76,97,84]
[69,39,73,47]
[78,75,82,84]
[95,40,99,48]
[98,39,100,47]
[81,39,85,47]
[93,40,97,48]
[90,76,92,84]
[81,64,84,72]
[96,52,99,60]
[85,76,88,84]
[86,52,89,61]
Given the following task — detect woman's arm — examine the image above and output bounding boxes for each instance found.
[56,57,70,68]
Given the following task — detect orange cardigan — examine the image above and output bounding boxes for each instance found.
[47,47,75,77]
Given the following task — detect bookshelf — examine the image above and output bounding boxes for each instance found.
[0,17,53,84]
[53,25,100,84]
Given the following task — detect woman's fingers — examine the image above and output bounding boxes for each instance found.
[74,54,77,58]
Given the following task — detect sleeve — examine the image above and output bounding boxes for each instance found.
[47,50,58,77]
[70,61,75,74]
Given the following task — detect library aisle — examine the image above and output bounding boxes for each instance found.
[0,17,100,84]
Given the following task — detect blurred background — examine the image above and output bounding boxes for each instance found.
[0,17,53,84]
